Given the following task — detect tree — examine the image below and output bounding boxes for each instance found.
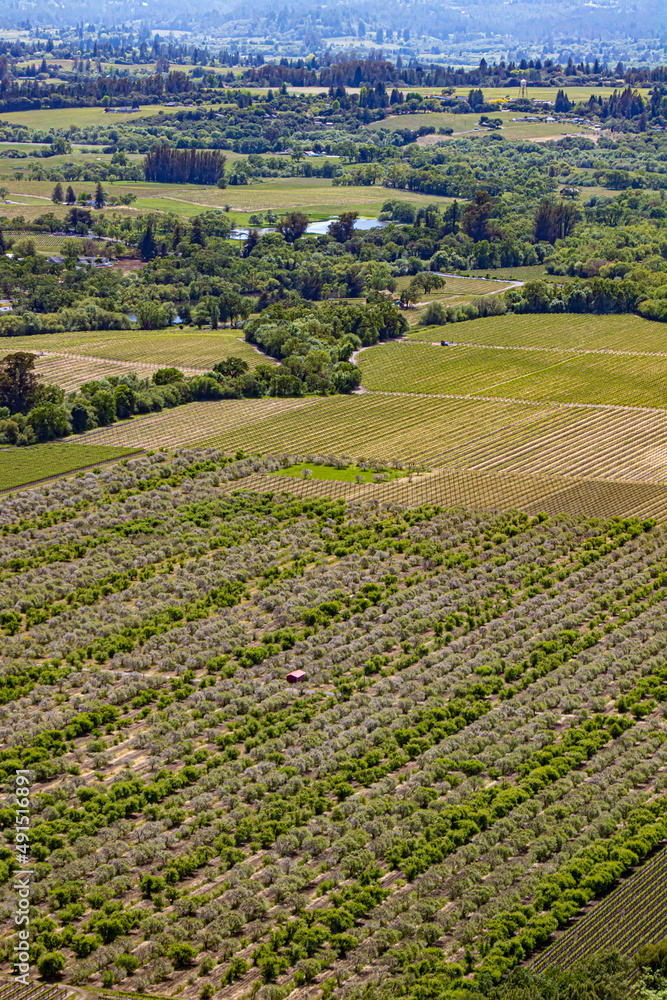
[190,216,206,247]
[193,302,210,328]
[70,401,93,433]
[52,182,64,203]
[65,185,76,204]
[400,281,423,308]
[555,88,572,112]
[94,181,105,209]
[171,222,185,250]
[445,199,460,234]
[533,199,578,243]
[168,942,197,967]
[138,221,157,260]
[67,207,92,231]
[90,390,116,426]
[461,191,497,242]
[27,402,70,441]
[60,238,80,263]
[277,211,309,244]
[328,211,358,243]
[243,228,260,257]
[137,300,167,328]
[0,352,41,414]
[153,367,185,385]
[13,238,37,258]
[38,951,67,979]
[213,357,250,378]
[114,385,135,419]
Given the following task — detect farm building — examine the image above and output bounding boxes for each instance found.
[286,670,306,684]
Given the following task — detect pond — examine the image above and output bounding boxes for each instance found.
[229,218,389,239]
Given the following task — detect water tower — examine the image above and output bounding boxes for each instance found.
[520,78,527,97]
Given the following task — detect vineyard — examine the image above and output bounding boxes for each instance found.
[3,331,271,373]
[0,443,138,491]
[359,341,667,409]
[2,450,667,999]
[532,844,667,972]
[33,354,176,392]
[2,232,110,256]
[69,392,667,495]
[407,313,667,354]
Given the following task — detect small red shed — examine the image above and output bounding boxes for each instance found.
[286,670,306,684]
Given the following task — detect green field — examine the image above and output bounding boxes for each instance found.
[360,340,667,408]
[1,328,269,372]
[0,442,138,490]
[72,391,558,460]
[0,103,208,130]
[413,312,667,353]
[0,173,454,224]
[365,109,591,141]
[11,312,667,497]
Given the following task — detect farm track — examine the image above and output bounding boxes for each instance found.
[531,844,667,972]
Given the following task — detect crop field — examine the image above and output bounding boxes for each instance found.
[425,276,517,297]
[419,313,667,353]
[532,845,667,973]
[2,450,667,999]
[454,265,550,282]
[70,396,318,451]
[67,391,666,492]
[0,442,137,490]
[73,393,554,459]
[359,341,667,408]
[273,462,409,484]
[33,353,176,391]
[220,467,667,523]
[0,175,453,225]
[2,330,270,372]
[1,231,109,255]
[439,404,667,485]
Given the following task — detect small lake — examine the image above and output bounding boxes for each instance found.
[230,218,389,239]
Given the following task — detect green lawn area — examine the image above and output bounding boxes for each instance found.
[273,462,408,483]
[0,443,139,491]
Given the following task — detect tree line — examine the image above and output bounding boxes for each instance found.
[143,146,227,185]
